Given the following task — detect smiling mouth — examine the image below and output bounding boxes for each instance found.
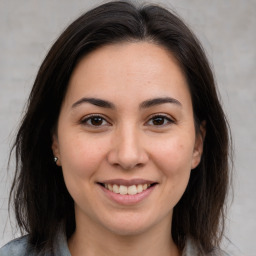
[98,183,157,195]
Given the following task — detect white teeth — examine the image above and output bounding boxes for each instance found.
[119,185,128,195]
[113,184,119,193]
[137,184,143,193]
[128,185,137,195]
[104,183,152,195]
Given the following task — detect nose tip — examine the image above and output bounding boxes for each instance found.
[111,154,145,170]
[107,130,148,170]
[107,146,148,170]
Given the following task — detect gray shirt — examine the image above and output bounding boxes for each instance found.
[0,230,229,256]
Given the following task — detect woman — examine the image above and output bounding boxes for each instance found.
[0,1,231,255]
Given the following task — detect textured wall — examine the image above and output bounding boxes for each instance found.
[0,0,255,255]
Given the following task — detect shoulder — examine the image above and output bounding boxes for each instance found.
[0,235,36,256]
[0,227,71,256]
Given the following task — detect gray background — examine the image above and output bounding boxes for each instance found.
[0,0,255,255]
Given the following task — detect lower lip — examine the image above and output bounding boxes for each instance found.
[99,185,156,205]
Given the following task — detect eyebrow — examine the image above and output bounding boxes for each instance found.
[139,97,182,109]
[72,97,115,109]
[71,96,181,110]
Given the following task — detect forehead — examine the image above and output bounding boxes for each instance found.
[64,42,191,108]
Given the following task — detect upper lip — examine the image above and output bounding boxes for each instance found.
[98,179,157,186]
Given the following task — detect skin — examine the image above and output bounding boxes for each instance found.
[52,42,205,256]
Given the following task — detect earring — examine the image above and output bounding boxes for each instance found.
[54,157,58,163]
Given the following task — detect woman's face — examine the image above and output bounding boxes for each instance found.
[52,42,204,236]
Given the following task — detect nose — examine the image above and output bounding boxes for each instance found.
[107,125,149,170]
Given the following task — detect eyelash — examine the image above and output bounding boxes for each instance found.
[146,114,175,127]
[80,114,175,128]
[80,114,110,127]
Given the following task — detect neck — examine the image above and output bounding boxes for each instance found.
[68,213,181,256]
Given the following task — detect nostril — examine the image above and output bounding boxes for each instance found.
[106,144,149,170]
[111,162,144,170]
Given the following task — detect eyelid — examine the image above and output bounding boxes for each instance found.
[79,113,175,128]
[80,114,111,127]
[145,113,175,126]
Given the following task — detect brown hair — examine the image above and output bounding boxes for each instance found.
[10,1,232,254]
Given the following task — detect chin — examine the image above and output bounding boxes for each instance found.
[107,224,150,237]
[101,212,161,237]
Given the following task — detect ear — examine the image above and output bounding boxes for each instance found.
[52,134,61,166]
[191,121,206,169]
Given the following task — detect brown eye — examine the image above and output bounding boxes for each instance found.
[81,115,109,127]
[147,115,174,126]
[152,117,165,125]
[90,116,104,126]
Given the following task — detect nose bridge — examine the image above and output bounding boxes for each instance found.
[119,123,139,156]
[108,122,148,169]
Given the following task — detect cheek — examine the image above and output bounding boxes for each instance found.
[59,133,109,179]
[153,139,193,206]
[59,135,110,205]
[153,137,194,173]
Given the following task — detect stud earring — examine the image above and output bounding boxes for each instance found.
[54,157,58,163]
